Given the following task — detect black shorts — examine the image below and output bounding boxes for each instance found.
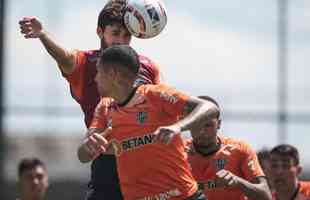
[84,154,123,200]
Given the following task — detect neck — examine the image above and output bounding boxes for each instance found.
[194,136,221,156]
[276,180,299,200]
[113,84,136,106]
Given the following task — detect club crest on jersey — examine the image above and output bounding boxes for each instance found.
[215,159,226,170]
[137,112,147,124]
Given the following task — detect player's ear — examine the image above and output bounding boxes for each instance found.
[217,119,222,130]
[296,165,303,175]
[97,26,104,39]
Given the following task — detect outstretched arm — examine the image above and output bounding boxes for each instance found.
[19,17,76,74]
[215,170,272,200]
[154,96,219,144]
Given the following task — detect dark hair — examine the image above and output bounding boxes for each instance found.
[97,0,127,28]
[270,144,299,165]
[257,148,271,164]
[99,45,140,75]
[198,95,221,119]
[18,158,46,177]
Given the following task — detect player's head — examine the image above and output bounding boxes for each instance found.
[191,95,221,148]
[95,45,139,97]
[257,148,274,187]
[270,144,301,190]
[97,0,132,49]
[18,158,49,200]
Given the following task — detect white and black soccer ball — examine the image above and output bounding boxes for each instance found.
[124,0,167,39]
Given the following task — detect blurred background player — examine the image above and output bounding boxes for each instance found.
[18,0,161,200]
[187,96,272,200]
[270,144,310,200]
[257,148,275,193]
[78,45,219,200]
[17,158,49,200]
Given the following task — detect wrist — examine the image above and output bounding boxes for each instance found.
[38,30,47,39]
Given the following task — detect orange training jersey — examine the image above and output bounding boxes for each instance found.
[61,50,161,128]
[90,84,198,200]
[187,136,265,200]
[297,181,310,200]
[273,181,310,200]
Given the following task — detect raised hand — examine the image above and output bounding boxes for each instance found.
[19,17,44,39]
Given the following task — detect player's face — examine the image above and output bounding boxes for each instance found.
[99,23,132,48]
[191,118,220,147]
[19,166,49,199]
[95,62,114,97]
[270,154,300,190]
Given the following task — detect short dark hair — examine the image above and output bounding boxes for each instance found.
[257,148,271,164]
[270,144,299,165]
[97,0,127,28]
[18,158,46,177]
[99,45,140,75]
[198,95,221,119]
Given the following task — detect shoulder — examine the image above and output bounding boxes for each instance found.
[138,54,160,72]
[300,181,310,196]
[77,49,100,63]
[138,54,157,66]
[221,136,255,155]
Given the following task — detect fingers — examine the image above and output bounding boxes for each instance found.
[154,127,176,144]
[215,170,237,187]
[100,127,112,138]
[83,132,110,159]
[19,17,42,38]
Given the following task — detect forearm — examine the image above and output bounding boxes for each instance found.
[237,177,272,200]
[177,100,218,134]
[39,31,75,74]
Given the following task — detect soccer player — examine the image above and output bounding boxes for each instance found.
[270,144,310,200]
[19,1,161,199]
[78,45,219,200]
[187,96,272,200]
[17,158,49,200]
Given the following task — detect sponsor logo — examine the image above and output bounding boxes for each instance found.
[146,7,160,24]
[138,188,181,200]
[207,180,217,189]
[111,133,156,156]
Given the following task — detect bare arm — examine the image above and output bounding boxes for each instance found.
[154,96,219,143]
[237,177,272,200]
[216,170,272,200]
[19,17,76,74]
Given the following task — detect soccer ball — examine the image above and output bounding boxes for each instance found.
[124,0,167,39]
